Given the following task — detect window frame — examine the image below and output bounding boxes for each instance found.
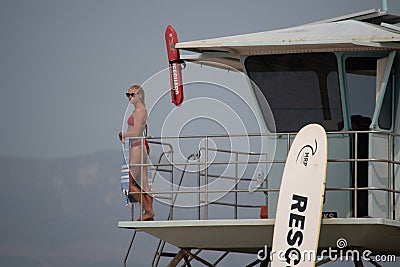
[341,51,395,132]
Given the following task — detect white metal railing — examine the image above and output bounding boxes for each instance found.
[126,130,400,221]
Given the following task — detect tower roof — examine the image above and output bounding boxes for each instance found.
[176,10,400,71]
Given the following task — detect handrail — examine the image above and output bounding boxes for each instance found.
[128,157,400,167]
[128,186,400,196]
[200,146,268,156]
[133,129,400,140]
[128,130,400,222]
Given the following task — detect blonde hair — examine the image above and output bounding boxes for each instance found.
[129,84,145,104]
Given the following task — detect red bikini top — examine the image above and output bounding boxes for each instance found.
[127,114,148,136]
[127,115,134,126]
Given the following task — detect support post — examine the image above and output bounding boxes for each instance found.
[382,0,388,11]
[167,249,187,267]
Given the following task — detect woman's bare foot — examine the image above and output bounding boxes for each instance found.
[136,210,154,221]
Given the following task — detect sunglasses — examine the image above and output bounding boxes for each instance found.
[126,92,135,98]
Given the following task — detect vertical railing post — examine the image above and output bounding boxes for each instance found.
[197,150,201,220]
[393,134,398,220]
[264,153,268,208]
[382,0,388,11]
[141,138,144,221]
[204,137,209,220]
[170,148,174,221]
[234,153,239,219]
[354,132,358,218]
[387,133,392,219]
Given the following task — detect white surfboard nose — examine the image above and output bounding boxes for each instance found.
[271,124,327,267]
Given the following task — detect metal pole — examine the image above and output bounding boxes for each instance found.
[204,137,209,220]
[234,153,238,219]
[392,134,396,220]
[124,231,137,267]
[140,138,144,220]
[354,132,358,217]
[198,153,201,220]
[382,0,388,11]
[264,153,268,208]
[170,150,174,220]
[388,134,391,219]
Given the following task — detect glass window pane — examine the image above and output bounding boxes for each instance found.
[345,57,376,130]
[345,57,392,130]
[245,53,342,132]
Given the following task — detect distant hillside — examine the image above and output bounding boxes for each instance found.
[0,150,154,267]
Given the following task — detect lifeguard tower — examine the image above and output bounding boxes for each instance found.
[119,8,400,267]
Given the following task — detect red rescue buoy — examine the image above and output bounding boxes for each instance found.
[165,25,184,106]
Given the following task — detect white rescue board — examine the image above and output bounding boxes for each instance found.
[271,124,327,267]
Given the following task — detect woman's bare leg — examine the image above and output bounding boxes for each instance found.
[129,146,154,220]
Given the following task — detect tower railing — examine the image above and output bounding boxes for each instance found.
[127,130,400,221]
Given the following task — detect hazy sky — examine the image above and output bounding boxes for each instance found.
[1,0,400,159]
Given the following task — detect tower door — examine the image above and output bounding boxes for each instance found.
[344,53,394,217]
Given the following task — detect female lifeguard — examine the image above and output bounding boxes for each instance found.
[120,85,154,221]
